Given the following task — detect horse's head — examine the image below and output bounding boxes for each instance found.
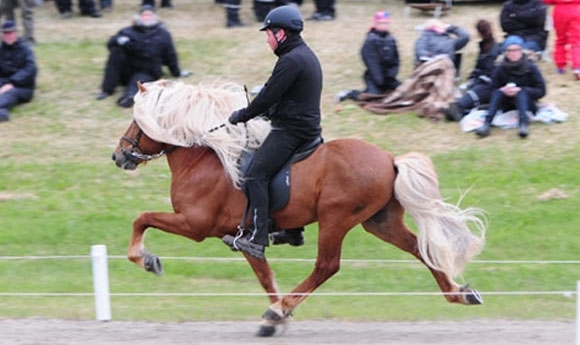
[111,119,168,170]
[112,82,175,170]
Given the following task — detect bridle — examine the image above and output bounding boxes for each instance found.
[119,127,168,164]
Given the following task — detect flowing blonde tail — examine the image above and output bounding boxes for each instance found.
[394,152,486,279]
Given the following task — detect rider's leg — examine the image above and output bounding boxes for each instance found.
[235,129,306,259]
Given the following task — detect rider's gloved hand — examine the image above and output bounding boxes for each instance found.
[229,109,245,125]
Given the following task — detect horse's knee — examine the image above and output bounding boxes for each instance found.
[314,260,340,278]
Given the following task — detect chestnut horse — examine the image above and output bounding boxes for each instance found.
[112,80,486,337]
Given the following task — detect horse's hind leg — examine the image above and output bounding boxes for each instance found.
[362,199,480,305]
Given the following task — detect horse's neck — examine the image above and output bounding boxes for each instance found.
[166,146,224,177]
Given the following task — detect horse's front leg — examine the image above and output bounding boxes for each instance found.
[128,211,191,276]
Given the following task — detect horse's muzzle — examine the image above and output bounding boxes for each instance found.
[111,151,138,170]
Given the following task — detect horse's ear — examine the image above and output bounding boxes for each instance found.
[137,82,147,93]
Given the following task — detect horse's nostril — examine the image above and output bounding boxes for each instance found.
[111,153,116,161]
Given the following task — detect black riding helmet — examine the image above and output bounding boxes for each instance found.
[259,5,303,33]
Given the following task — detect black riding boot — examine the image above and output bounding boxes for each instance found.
[270,227,305,246]
[475,112,494,137]
[518,111,529,138]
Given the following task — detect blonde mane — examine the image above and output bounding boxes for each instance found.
[132,80,271,187]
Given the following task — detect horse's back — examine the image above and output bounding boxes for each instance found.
[314,138,395,174]
[282,138,396,226]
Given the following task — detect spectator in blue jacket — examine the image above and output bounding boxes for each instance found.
[414,18,470,72]
[337,11,400,102]
[0,21,37,122]
[475,36,546,139]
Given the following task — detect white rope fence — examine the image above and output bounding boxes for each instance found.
[1,244,579,344]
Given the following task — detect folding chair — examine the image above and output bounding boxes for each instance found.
[404,0,452,19]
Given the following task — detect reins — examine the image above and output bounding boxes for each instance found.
[207,85,251,134]
[231,84,255,248]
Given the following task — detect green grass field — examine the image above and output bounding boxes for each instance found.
[0,0,578,322]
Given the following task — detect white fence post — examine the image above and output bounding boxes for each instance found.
[577,281,580,345]
[91,245,111,321]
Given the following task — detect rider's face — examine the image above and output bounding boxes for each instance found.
[266,29,285,51]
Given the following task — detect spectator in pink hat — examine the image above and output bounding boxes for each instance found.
[336,11,401,102]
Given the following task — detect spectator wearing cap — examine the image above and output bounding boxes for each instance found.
[0,0,36,43]
[475,36,546,139]
[336,11,400,102]
[54,0,102,18]
[95,5,192,108]
[0,21,37,122]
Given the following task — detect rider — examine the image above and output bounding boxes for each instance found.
[227,5,323,260]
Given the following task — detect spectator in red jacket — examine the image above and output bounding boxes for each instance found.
[543,0,580,80]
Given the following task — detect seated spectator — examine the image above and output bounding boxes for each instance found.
[0,21,37,122]
[337,11,400,102]
[414,18,470,73]
[96,5,191,108]
[500,0,548,53]
[475,36,546,139]
[443,19,501,121]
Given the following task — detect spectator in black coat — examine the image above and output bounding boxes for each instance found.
[96,5,191,108]
[337,11,400,102]
[0,21,37,122]
[443,19,501,121]
[475,36,546,139]
[500,0,548,52]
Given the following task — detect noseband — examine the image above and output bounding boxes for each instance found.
[120,128,167,163]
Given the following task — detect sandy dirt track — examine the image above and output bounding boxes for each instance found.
[0,319,574,345]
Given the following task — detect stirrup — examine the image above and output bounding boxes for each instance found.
[222,234,265,260]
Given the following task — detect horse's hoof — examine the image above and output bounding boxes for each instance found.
[144,253,163,276]
[460,284,483,305]
[256,325,276,337]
